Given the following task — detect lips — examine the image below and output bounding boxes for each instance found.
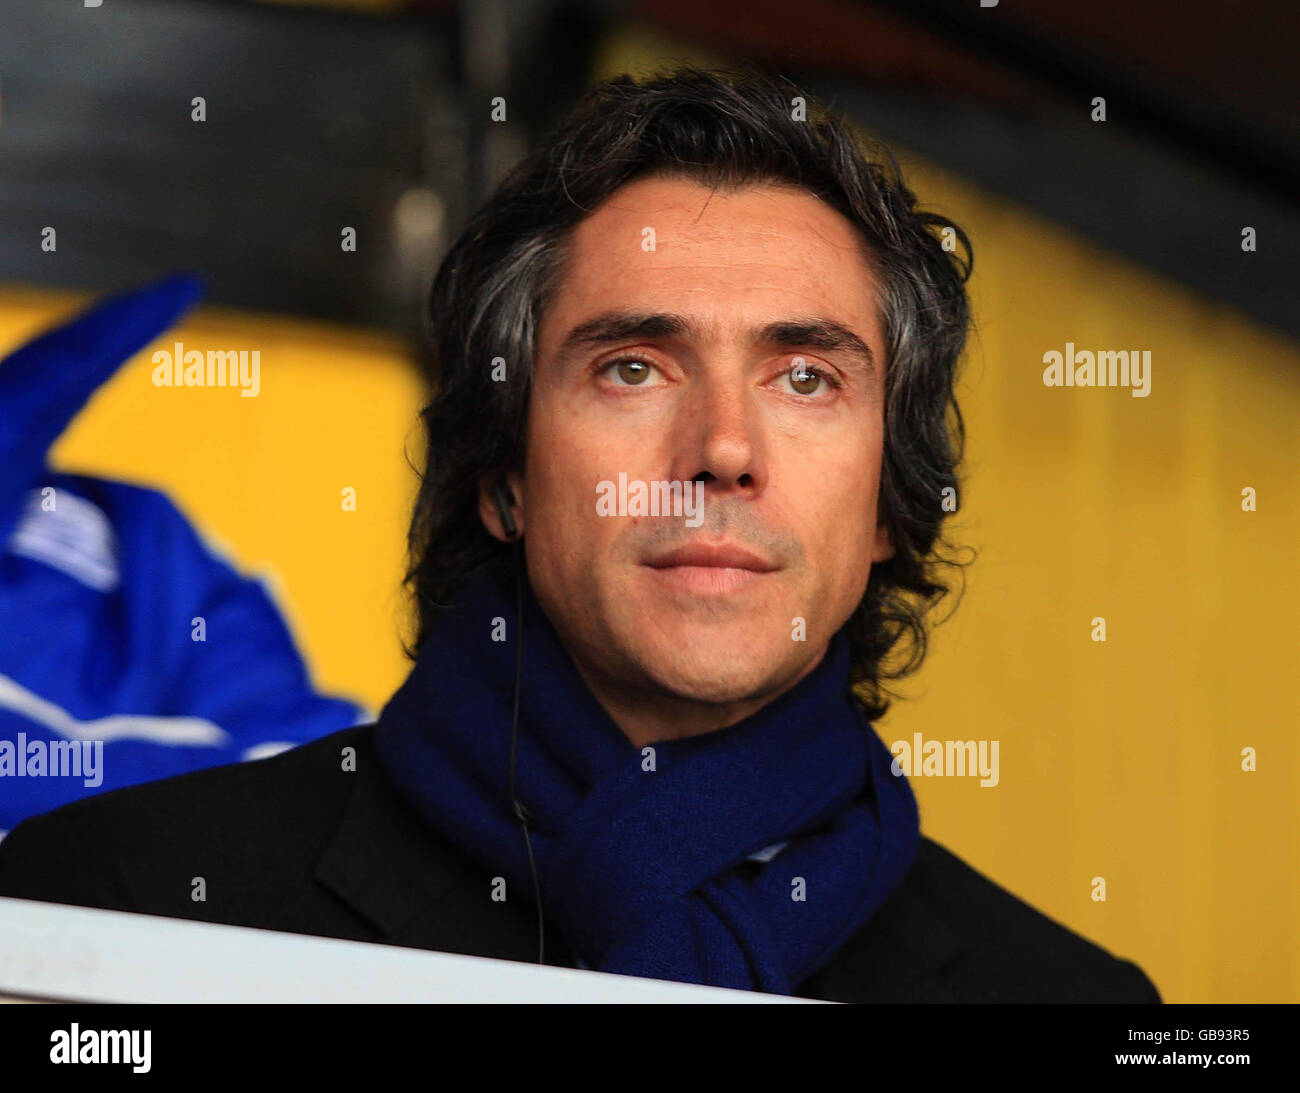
[643,542,778,572]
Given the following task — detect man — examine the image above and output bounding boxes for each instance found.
[0,68,1159,1002]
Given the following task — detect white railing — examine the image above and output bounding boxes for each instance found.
[0,897,819,1003]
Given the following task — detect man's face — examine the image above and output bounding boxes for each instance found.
[482,175,892,734]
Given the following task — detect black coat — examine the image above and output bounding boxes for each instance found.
[0,724,1160,1003]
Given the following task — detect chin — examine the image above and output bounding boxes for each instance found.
[633,628,797,706]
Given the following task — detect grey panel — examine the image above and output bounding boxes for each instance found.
[0,0,469,336]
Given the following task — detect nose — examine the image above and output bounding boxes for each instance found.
[671,367,765,498]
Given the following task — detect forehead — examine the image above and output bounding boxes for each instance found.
[538,175,884,351]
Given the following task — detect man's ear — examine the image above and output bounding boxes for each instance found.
[871,518,895,564]
[478,470,525,542]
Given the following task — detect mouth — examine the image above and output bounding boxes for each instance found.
[641,542,779,595]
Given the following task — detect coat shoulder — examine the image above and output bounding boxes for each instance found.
[825,835,1162,1003]
[0,725,374,922]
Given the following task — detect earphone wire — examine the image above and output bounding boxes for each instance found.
[506,532,546,965]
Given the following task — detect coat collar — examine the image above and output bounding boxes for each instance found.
[806,851,967,1001]
[313,731,577,966]
[313,737,459,940]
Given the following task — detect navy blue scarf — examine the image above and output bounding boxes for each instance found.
[374,565,920,994]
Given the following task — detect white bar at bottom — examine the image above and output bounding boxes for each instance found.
[0,897,822,1003]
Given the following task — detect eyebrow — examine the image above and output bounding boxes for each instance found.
[553,310,877,379]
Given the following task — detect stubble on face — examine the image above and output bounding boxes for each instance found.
[505,175,892,745]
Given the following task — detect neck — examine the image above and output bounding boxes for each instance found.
[568,644,831,749]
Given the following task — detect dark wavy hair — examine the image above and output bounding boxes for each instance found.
[406,66,973,719]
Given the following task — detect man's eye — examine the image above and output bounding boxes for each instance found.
[601,358,659,386]
[779,359,833,397]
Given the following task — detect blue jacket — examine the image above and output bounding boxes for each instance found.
[0,274,367,833]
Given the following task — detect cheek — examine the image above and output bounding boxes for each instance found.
[814,435,882,520]
[524,417,614,557]
[802,442,884,583]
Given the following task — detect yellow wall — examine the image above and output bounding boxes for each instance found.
[593,30,1300,1002]
[888,163,1300,1004]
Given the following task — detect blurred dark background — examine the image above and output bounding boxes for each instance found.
[1,0,1296,340]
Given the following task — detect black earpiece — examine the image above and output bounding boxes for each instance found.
[493,480,519,541]
[495,476,544,964]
